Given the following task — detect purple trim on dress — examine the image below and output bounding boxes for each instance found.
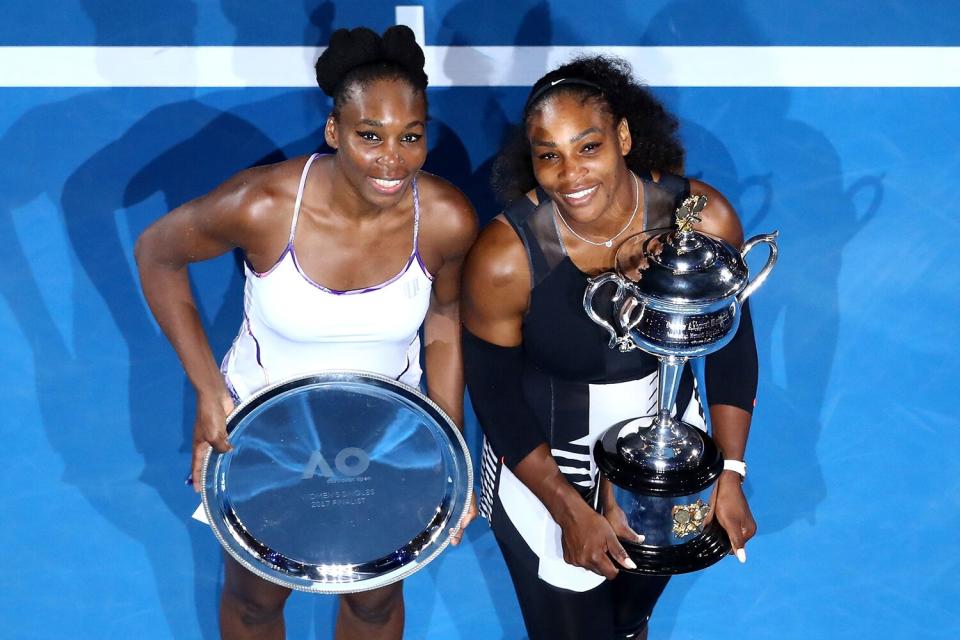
[243,243,293,278]
[411,176,434,281]
[291,249,417,295]
[414,250,435,282]
[243,154,320,278]
[286,174,429,295]
[222,375,242,405]
[243,309,267,378]
[396,354,411,381]
[246,169,433,293]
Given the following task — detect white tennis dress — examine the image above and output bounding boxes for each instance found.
[195,154,434,523]
[221,153,434,401]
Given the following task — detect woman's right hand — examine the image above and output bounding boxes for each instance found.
[556,499,637,580]
[190,391,235,493]
[133,164,282,494]
[598,475,645,546]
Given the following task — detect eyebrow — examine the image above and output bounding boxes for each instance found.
[357,118,425,129]
[531,126,602,147]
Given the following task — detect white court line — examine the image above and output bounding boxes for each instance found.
[395,5,426,47]
[0,45,958,88]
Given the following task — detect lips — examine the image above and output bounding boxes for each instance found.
[368,176,406,194]
[559,184,599,205]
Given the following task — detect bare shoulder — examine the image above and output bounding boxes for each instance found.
[195,158,305,238]
[137,156,313,266]
[415,171,479,255]
[689,178,744,247]
[462,215,531,329]
[465,216,527,282]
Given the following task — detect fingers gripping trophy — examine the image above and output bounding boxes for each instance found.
[584,195,778,574]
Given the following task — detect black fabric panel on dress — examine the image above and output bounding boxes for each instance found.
[504,187,566,289]
[523,260,660,384]
[502,194,545,288]
[650,171,691,226]
[548,375,594,490]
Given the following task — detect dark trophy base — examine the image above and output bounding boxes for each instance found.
[620,519,731,575]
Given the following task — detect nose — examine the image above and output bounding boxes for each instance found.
[377,142,403,168]
[557,157,586,184]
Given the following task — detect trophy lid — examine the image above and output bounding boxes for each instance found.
[614,196,748,306]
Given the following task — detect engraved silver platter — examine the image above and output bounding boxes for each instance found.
[201,371,473,593]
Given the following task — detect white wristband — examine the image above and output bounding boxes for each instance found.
[723,459,747,479]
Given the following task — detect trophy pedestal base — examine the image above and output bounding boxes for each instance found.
[620,520,731,575]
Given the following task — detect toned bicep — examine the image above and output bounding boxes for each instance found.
[136,171,270,268]
[425,188,479,311]
[461,218,530,347]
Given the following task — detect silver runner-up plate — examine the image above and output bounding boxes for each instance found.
[201,372,473,593]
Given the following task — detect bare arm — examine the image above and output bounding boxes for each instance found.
[421,182,478,427]
[689,178,758,559]
[462,217,635,578]
[134,166,287,489]
[418,178,479,544]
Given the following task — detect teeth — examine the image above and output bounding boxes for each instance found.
[563,185,598,200]
[372,177,402,188]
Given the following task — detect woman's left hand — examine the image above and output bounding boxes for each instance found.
[449,494,479,546]
[712,472,757,563]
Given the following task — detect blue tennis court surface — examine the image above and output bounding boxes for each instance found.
[1,2,958,638]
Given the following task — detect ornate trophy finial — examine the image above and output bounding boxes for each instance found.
[675,195,707,234]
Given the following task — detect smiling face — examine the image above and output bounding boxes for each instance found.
[325,77,427,208]
[527,92,634,227]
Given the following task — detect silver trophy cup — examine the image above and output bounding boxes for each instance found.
[583,195,778,574]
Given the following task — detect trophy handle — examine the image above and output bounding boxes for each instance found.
[737,231,779,303]
[584,272,634,351]
[618,296,645,335]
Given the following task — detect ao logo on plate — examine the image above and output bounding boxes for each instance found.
[301,447,370,479]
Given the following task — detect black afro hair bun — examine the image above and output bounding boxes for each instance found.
[315,25,427,98]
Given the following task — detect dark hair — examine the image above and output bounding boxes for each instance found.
[491,55,685,203]
[315,25,428,117]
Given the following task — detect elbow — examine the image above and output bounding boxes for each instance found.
[133,224,161,270]
[133,233,147,268]
[133,226,169,281]
[133,224,153,267]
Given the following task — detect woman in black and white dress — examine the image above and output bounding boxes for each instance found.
[462,55,759,639]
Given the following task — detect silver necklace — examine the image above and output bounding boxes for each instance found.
[553,172,639,248]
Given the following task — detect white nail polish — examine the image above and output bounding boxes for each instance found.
[624,557,637,570]
[735,548,746,563]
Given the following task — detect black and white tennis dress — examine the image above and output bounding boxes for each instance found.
[478,174,708,592]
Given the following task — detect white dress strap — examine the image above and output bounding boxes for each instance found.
[289,153,320,244]
[411,175,421,256]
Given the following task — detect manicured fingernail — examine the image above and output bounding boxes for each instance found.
[636,534,645,544]
[624,557,637,570]
[735,548,746,563]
